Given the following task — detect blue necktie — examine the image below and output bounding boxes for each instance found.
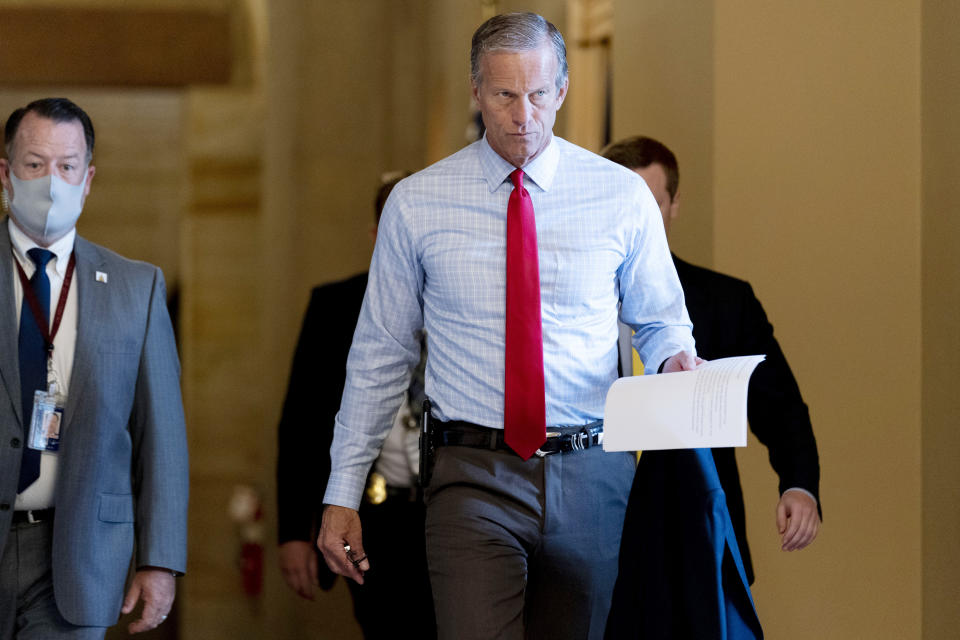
[18,248,54,493]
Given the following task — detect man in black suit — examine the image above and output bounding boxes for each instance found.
[275,173,435,638]
[602,136,821,584]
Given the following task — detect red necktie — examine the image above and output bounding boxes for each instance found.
[504,169,546,460]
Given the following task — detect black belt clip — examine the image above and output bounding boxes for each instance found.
[419,398,436,489]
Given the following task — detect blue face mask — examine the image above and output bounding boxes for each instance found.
[7,172,87,246]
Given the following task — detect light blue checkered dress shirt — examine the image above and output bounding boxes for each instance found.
[324,136,695,509]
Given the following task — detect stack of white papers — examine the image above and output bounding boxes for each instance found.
[603,355,765,452]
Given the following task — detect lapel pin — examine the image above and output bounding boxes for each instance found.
[95,271,108,283]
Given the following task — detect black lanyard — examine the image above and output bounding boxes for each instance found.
[14,251,76,354]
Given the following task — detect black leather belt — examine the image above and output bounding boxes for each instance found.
[12,508,54,524]
[437,420,604,457]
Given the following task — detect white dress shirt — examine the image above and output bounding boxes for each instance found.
[10,219,79,510]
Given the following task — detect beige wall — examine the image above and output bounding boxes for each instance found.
[615,1,959,638]
[612,0,715,264]
[716,2,922,638]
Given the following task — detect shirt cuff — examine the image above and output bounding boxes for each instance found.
[782,487,818,505]
[322,472,367,511]
[643,338,695,376]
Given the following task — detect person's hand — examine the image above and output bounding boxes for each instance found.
[318,505,369,584]
[777,490,820,551]
[660,350,705,373]
[279,540,320,600]
[121,567,176,634]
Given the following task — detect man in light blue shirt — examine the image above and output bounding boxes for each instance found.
[318,12,698,639]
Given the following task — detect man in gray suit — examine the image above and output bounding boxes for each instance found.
[0,98,188,638]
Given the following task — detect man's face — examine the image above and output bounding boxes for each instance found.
[633,163,678,237]
[472,45,567,168]
[0,111,95,201]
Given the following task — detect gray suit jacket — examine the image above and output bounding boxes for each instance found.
[0,221,188,626]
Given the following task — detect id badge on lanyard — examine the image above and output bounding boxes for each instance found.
[28,380,64,452]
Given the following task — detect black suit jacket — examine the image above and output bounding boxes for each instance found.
[276,272,368,588]
[674,255,820,584]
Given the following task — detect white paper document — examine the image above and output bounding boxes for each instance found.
[602,355,766,452]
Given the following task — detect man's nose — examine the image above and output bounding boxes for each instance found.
[511,98,533,126]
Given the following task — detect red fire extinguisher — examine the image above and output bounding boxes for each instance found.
[229,485,264,598]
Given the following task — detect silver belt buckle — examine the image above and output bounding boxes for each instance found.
[27,510,40,524]
[534,431,562,457]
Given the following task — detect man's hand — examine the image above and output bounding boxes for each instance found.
[777,490,820,551]
[279,540,320,600]
[121,567,176,634]
[660,350,705,373]
[318,505,369,584]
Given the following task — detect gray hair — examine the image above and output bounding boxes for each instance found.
[470,12,568,90]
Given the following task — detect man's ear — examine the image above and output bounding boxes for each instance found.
[669,191,680,223]
[0,158,11,193]
[82,164,96,202]
[556,79,569,109]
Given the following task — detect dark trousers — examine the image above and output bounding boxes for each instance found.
[347,493,436,639]
[424,444,636,640]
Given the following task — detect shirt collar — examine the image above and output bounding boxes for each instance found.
[7,218,76,278]
[478,134,560,193]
